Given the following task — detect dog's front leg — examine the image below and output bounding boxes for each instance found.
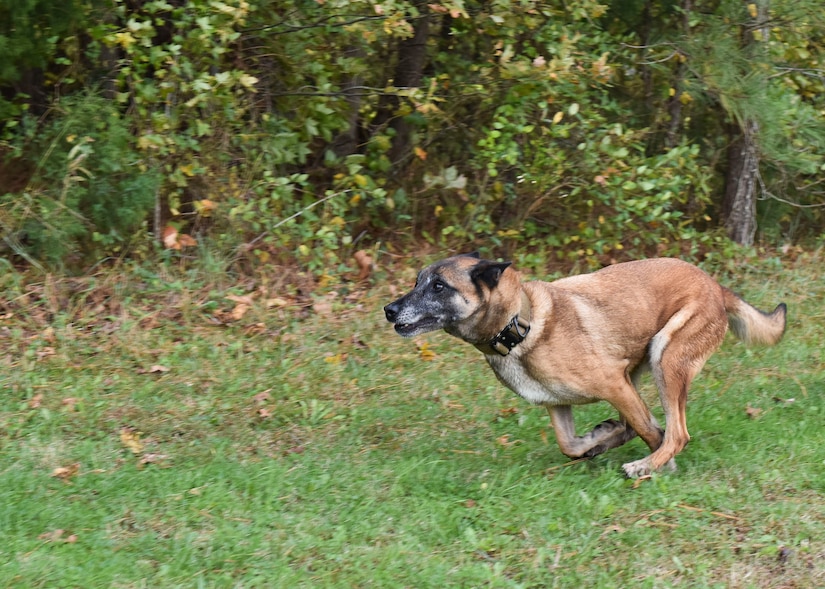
[546,406,636,459]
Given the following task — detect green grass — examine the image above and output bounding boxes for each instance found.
[1,251,823,588]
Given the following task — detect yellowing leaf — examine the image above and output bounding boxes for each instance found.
[414,146,428,160]
[238,73,259,88]
[552,111,564,124]
[417,342,436,361]
[194,199,216,217]
[119,428,144,454]
[114,32,136,49]
[747,3,758,17]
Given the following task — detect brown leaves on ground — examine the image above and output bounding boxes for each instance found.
[161,226,197,250]
[39,529,78,544]
[52,463,80,482]
[252,389,274,420]
[119,427,170,469]
[137,364,170,375]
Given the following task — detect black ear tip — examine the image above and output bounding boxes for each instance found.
[463,251,481,259]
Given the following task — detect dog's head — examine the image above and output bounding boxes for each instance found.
[383,252,519,343]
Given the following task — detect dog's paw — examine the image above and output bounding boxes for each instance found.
[622,457,678,478]
[622,458,652,479]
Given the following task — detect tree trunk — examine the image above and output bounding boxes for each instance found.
[721,0,770,246]
[723,119,759,246]
[373,3,430,167]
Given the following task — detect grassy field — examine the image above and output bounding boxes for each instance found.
[1,250,823,588]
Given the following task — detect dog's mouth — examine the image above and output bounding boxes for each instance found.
[394,318,440,337]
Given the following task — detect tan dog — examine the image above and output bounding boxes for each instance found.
[384,254,786,477]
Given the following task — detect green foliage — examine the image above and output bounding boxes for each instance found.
[1,0,824,271]
[1,95,159,268]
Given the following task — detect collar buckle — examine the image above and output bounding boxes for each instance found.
[490,315,530,356]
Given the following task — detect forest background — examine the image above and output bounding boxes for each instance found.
[1,0,824,276]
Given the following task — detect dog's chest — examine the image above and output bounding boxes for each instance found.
[486,355,589,406]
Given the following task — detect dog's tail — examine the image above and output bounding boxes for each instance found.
[723,287,787,346]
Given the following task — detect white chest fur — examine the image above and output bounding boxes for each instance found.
[485,354,591,406]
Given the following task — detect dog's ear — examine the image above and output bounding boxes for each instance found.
[461,251,481,259]
[471,260,512,289]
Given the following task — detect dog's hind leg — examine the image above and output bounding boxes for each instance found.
[621,307,726,478]
[547,406,638,459]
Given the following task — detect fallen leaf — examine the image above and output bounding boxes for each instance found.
[312,300,333,316]
[148,364,170,374]
[353,250,373,281]
[257,408,271,419]
[41,326,56,343]
[252,390,272,404]
[36,346,56,360]
[416,341,436,361]
[226,294,255,306]
[745,405,763,419]
[139,453,168,467]
[265,297,290,308]
[28,393,44,409]
[39,529,65,542]
[162,225,197,249]
[177,234,197,248]
[244,322,266,336]
[119,428,144,454]
[231,303,250,321]
[162,226,180,250]
[62,397,79,410]
[52,463,80,481]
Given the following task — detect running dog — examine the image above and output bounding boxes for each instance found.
[384,253,786,477]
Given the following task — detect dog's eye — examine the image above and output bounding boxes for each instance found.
[432,280,445,293]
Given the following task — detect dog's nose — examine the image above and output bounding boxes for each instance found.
[384,302,398,322]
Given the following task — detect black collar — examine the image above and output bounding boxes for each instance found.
[485,292,532,356]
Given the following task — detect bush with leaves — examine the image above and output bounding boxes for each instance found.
[1,95,159,268]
